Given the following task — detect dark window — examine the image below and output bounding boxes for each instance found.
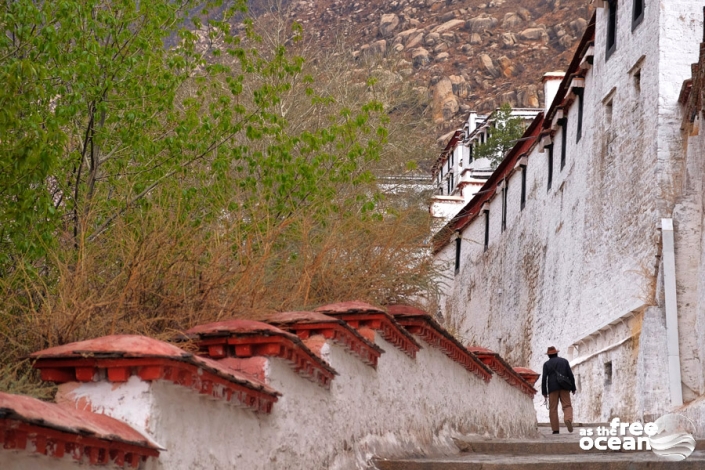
[605,99,613,127]
[520,166,527,210]
[546,144,554,191]
[604,361,613,385]
[606,1,618,59]
[501,182,508,232]
[560,118,567,170]
[575,88,584,143]
[454,236,461,275]
[634,69,641,94]
[447,176,451,194]
[469,144,474,162]
[483,210,490,252]
[632,0,644,30]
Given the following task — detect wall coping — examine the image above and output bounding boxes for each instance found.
[267,311,384,368]
[31,335,280,413]
[0,391,159,467]
[185,319,337,388]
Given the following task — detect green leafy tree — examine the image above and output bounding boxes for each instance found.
[473,103,526,169]
[0,1,439,395]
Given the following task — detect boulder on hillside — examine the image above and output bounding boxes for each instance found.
[569,18,587,37]
[517,7,532,21]
[368,39,387,56]
[497,56,517,77]
[379,13,400,37]
[393,28,418,44]
[519,27,548,42]
[411,47,431,67]
[434,18,465,34]
[435,52,450,62]
[469,33,482,45]
[425,32,441,46]
[557,34,574,50]
[517,84,540,108]
[406,32,425,49]
[479,54,500,78]
[466,14,498,34]
[432,77,459,123]
[439,11,457,23]
[502,12,523,28]
[500,32,516,47]
[449,75,469,98]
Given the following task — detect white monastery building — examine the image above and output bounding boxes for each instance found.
[433,0,705,428]
[430,108,540,228]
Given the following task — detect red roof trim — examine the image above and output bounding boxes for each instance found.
[31,336,280,413]
[0,391,159,466]
[314,303,421,359]
[388,305,492,382]
[467,347,537,396]
[267,312,384,368]
[513,367,540,386]
[188,320,338,389]
[432,113,545,252]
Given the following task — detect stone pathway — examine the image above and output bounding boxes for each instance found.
[374,424,705,469]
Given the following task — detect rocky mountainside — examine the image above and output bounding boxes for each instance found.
[280,0,593,136]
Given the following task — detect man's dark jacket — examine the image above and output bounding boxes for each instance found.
[541,355,576,395]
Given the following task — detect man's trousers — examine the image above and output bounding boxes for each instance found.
[548,389,573,432]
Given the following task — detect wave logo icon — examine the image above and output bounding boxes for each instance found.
[649,414,696,461]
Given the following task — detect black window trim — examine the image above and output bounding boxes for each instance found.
[483,209,490,252]
[559,118,568,170]
[575,88,584,143]
[632,0,644,31]
[501,181,508,233]
[546,143,554,191]
[454,235,461,275]
[606,0,618,61]
[520,165,527,211]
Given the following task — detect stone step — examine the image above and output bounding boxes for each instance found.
[452,426,705,455]
[374,451,705,470]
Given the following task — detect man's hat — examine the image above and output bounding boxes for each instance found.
[546,346,559,355]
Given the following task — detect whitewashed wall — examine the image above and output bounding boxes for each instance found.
[436,1,703,424]
[56,332,536,470]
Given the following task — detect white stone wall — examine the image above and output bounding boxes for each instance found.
[0,451,91,470]
[435,1,704,424]
[57,332,536,470]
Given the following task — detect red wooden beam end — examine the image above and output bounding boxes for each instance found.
[267,312,384,370]
[467,347,537,397]
[30,335,280,413]
[185,319,338,389]
[0,392,161,466]
[314,302,421,359]
[388,305,492,382]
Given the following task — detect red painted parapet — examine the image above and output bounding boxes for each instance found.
[0,391,159,467]
[314,301,421,359]
[267,311,384,369]
[185,319,337,389]
[513,367,540,386]
[467,346,538,397]
[388,305,492,382]
[30,335,280,414]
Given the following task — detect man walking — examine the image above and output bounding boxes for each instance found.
[541,346,576,434]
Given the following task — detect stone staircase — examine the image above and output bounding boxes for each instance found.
[374,424,705,469]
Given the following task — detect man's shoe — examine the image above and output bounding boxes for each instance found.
[552,431,559,434]
[565,419,573,433]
